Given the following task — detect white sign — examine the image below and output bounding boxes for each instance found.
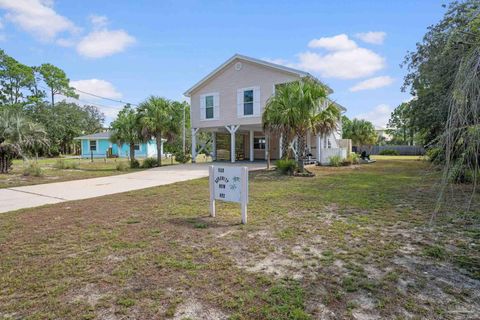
[209,166,248,224]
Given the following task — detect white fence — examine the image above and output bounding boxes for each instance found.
[319,148,347,165]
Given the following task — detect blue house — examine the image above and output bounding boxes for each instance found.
[75,131,163,159]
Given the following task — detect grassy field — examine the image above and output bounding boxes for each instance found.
[0,157,478,319]
[0,155,211,189]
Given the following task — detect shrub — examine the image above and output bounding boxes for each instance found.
[116,161,129,171]
[54,159,78,169]
[329,155,342,167]
[379,149,400,156]
[341,158,352,166]
[348,153,360,164]
[426,147,444,164]
[174,151,191,164]
[130,159,140,169]
[275,159,297,175]
[142,157,158,168]
[23,162,43,177]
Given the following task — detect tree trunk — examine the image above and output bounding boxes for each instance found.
[130,143,136,167]
[51,88,55,107]
[266,131,271,169]
[156,132,162,167]
[281,129,290,159]
[297,130,306,173]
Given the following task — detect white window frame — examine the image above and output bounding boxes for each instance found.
[200,92,219,121]
[237,86,260,118]
[89,140,97,152]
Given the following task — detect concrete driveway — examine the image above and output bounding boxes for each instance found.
[0,162,267,213]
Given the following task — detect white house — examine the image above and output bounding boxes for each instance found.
[184,54,348,164]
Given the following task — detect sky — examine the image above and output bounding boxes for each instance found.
[0,0,449,127]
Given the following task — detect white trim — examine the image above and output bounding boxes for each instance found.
[237,86,260,118]
[183,54,330,96]
[199,92,220,121]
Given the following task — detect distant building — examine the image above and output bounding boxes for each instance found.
[375,126,392,142]
[74,131,164,158]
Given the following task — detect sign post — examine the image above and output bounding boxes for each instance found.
[209,165,249,224]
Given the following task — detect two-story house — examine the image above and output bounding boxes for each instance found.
[184,54,348,164]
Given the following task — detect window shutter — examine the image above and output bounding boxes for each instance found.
[253,86,261,116]
[213,93,220,119]
[200,94,206,120]
[237,89,243,117]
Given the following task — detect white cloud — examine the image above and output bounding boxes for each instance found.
[355,31,386,45]
[349,76,394,92]
[0,0,78,41]
[76,29,135,58]
[308,34,357,51]
[89,14,108,29]
[297,48,385,79]
[70,79,122,100]
[356,104,393,127]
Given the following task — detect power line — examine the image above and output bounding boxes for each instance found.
[73,88,139,107]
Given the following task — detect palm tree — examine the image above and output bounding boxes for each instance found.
[311,101,341,161]
[137,96,182,166]
[0,109,49,173]
[110,104,143,167]
[344,118,377,148]
[263,78,328,172]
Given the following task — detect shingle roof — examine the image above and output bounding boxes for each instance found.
[183,53,333,96]
[74,131,111,140]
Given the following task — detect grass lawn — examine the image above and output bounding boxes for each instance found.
[0,157,478,319]
[0,155,211,189]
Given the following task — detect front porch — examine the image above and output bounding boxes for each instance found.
[191,125,348,164]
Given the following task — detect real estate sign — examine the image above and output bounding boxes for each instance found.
[209,166,248,224]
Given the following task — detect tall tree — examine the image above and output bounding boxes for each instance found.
[387,102,416,145]
[0,50,35,106]
[0,109,49,173]
[137,96,182,166]
[110,104,143,167]
[38,63,77,106]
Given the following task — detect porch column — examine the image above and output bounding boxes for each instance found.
[249,129,254,162]
[279,133,283,159]
[225,125,240,163]
[211,132,216,161]
[191,128,199,163]
[307,132,311,152]
[316,134,321,164]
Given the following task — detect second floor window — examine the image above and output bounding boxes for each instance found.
[243,90,254,115]
[89,140,97,151]
[205,95,214,119]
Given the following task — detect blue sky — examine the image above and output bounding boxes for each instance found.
[0,0,449,126]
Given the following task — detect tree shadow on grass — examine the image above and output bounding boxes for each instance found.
[167,216,242,230]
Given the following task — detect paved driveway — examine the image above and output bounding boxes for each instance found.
[0,162,267,213]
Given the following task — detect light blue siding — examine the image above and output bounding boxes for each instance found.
[80,138,157,159]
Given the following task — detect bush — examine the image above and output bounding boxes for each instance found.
[116,161,129,171]
[275,159,297,175]
[341,158,352,166]
[379,149,400,156]
[54,159,78,169]
[174,151,191,164]
[23,162,43,177]
[348,153,360,164]
[329,155,342,167]
[426,147,444,164]
[142,157,158,168]
[130,159,140,169]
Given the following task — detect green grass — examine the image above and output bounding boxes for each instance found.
[0,156,478,319]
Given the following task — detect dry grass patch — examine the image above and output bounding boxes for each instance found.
[0,157,478,319]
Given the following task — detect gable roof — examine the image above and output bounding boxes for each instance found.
[184,54,332,96]
[74,131,111,140]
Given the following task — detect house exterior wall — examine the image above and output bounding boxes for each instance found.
[190,58,300,129]
[80,139,157,158]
